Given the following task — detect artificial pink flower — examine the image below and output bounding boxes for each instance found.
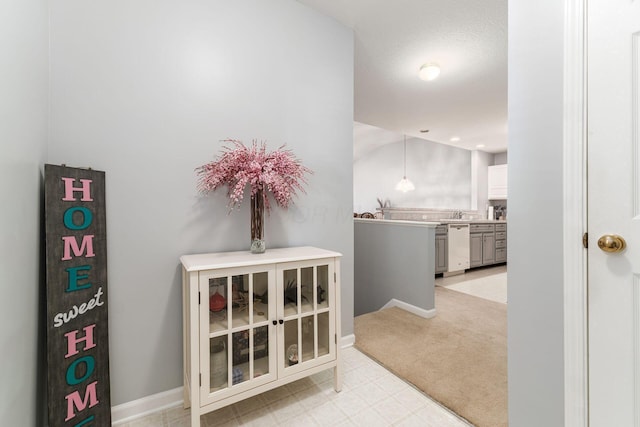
[196,139,312,211]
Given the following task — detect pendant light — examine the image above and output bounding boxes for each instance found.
[395,135,415,192]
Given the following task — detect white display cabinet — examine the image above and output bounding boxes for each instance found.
[180,246,342,427]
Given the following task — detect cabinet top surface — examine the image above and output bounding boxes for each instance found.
[180,246,342,272]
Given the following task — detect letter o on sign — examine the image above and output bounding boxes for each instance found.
[63,207,93,230]
[66,355,95,386]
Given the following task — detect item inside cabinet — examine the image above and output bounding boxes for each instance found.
[209,278,227,313]
[231,275,249,311]
[210,338,227,389]
[287,344,299,366]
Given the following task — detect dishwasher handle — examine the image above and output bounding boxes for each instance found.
[448,224,469,230]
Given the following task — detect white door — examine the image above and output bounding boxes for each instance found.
[588,1,640,424]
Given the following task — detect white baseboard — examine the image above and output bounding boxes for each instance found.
[381,299,436,319]
[341,334,355,348]
[111,386,183,425]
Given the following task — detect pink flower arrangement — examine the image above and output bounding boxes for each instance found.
[196,139,312,211]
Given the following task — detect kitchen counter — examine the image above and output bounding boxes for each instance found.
[354,218,506,225]
[437,219,507,224]
[435,219,507,273]
[378,207,507,223]
[353,218,506,279]
[354,218,439,227]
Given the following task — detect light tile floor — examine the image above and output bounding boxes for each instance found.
[435,265,507,287]
[435,265,507,304]
[119,347,471,427]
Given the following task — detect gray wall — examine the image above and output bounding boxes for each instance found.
[48,0,354,406]
[493,151,508,165]
[354,220,435,316]
[508,1,565,425]
[0,0,49,425]
[354,137,472,213]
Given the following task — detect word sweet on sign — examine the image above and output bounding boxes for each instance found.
[45,165,111,427]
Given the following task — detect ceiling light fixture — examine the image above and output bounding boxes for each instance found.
[396,135,415,193]
[418,63,441,81]
[450,136,461,142]
[476,144,486,148]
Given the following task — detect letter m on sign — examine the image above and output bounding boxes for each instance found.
[61,235,95,261]
[44,164,111,426]
[65,381,99,421]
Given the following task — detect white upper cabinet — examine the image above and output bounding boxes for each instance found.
[488,164,508,200]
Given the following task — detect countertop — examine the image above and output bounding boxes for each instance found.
[437,219,507,225]
[353,218,439,227]
[354,218,506,226]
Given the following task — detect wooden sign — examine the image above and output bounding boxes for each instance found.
[45,164,111,427]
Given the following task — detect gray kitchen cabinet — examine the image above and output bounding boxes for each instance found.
[470,233,483,267]
[470,223,505,268]
[435,235,447,273]
[471,224,494,268]
[482,233,496,264]
[435,225,448,273]
[495,223,507,262]
[470,224,495,233]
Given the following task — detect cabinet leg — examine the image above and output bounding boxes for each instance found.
[190,408,200,427]
[183,384,190,409]
[333,362,343,392]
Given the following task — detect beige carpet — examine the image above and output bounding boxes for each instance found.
[354,287,507,427]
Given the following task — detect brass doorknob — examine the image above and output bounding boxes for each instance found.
[597,234,626,253]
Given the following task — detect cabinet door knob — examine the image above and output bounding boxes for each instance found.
[272,320,277,326]
[279,319,284,325]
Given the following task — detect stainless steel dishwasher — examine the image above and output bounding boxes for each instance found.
[447,223,470,274]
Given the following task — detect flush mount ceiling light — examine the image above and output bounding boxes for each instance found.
[418,63,441,81]
[395,135,415,193]
[450,136,461,142]
[476,144,486,148]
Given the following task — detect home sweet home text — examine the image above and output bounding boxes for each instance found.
[45,165,111,426]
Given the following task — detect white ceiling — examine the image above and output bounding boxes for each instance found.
[297,0,508,155]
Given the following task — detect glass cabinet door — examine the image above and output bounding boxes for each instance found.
[278,259,336,377]
[200,266,276,404]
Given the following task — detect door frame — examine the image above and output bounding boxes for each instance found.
[563,0,588,425]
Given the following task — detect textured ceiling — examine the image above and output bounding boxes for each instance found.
[297,0,508,155]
